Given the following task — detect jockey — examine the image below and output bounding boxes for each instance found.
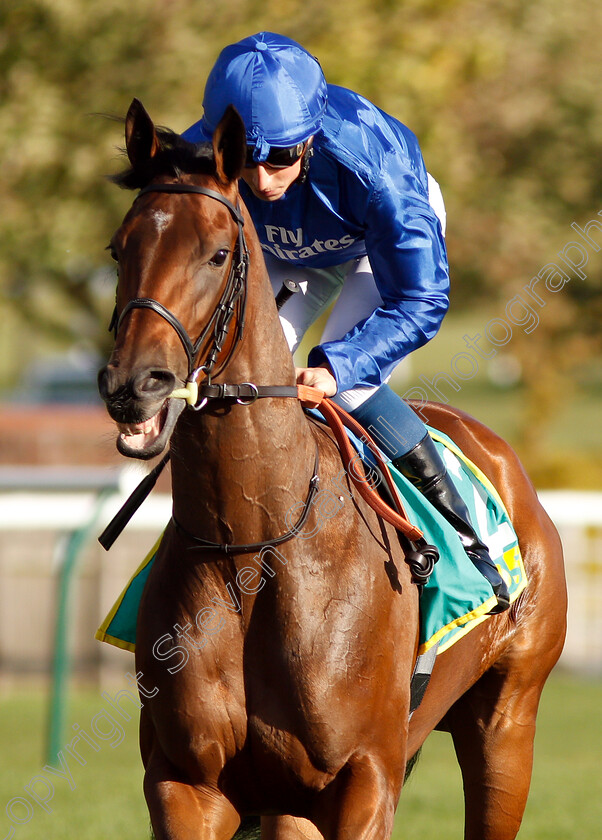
[184,31,509,613]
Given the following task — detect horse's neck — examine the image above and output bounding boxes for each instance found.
[169,269,316,546]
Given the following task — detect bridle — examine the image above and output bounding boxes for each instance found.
[109,182,250,409]
[102,180,321,555]
[102,176,439,714]
[101,180,436,586]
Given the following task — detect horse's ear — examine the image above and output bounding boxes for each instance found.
[212,105,247,185]
[125,98,159,167]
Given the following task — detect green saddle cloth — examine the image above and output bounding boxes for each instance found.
[391,428,526,653]
[96,426,527,655]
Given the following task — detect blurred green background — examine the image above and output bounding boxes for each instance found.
[1,0,601,485]
[0,2,601,838]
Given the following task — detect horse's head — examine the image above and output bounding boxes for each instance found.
[98,99,249,459]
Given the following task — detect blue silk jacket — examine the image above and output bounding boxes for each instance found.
[183,84,449,392]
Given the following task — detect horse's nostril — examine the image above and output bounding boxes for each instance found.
[150,370,176,387]
[98,364,177,408]
[132,369,177,398]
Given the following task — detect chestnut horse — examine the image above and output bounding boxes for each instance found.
[98,99,566,840]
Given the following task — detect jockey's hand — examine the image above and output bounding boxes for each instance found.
[295,366,337,397]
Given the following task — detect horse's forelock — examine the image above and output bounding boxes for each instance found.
[110,128,216,190]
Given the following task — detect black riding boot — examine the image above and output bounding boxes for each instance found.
[393,433,510,614]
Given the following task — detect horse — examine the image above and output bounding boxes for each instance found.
[98,98,567,840]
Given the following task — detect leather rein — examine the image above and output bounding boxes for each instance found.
[101,182,435,582]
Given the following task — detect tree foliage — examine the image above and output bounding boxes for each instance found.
[1,0,600,477]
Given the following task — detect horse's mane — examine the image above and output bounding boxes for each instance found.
[110,126,215,190]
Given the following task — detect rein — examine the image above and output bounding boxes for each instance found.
[100,380,431,567]
[100,181,436,584]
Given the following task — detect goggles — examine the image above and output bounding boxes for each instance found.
[245,141,307,170]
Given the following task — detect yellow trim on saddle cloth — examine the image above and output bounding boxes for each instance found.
[428,429,511,520]
[428,430,528,588]
[417,430,528,655]
[94,534,163,653]
[96,427,528,659]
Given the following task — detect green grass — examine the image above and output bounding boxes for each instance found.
[0,689,146,839]
[0,673,600,838]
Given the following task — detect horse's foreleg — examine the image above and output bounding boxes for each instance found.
[143,757,240,840]
[140,708,240,839]
[261,816,324,840]
[447,672,544,840]
[311,754,399,840]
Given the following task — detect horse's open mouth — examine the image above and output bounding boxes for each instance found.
[116,398,185,460]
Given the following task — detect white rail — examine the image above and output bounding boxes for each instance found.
[0,476,600,675]
[0,465,171,530]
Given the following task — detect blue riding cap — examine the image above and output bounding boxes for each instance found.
[201,32,328,162]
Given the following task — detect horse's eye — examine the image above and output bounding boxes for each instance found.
[209,249,229,267]
[106,245,118,262]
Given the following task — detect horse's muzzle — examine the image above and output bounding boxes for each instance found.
[98,365,177,405]
[98,364,184,460]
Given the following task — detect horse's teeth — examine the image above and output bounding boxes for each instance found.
[120,425,144,436]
